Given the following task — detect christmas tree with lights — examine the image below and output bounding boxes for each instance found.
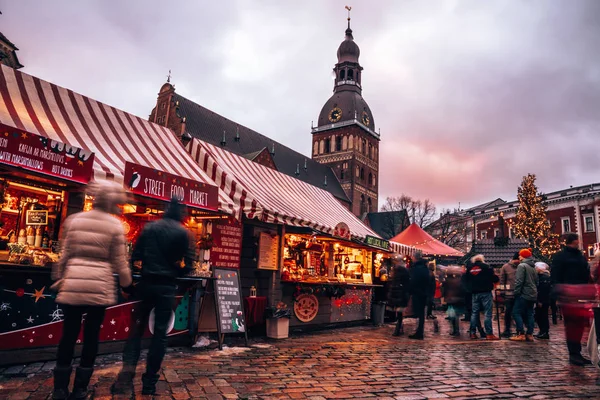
[513,174,561,258]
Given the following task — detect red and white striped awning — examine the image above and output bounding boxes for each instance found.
[0,65,237,216]
[188,139,379,240]
[390,241,416,256]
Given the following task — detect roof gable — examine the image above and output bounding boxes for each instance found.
[172,93,350,203]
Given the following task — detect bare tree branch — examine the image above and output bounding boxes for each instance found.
[380,195,437,229]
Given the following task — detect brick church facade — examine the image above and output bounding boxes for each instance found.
[311,19,380,217]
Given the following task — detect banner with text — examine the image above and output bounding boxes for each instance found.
[210,217,242,269]
[124,161,219,210]
[0,125,94,183]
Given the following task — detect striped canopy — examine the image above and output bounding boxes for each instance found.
[0,65,237,216]
[188,139,379,240]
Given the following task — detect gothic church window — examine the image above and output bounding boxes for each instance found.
[313,141,318,156]
[319,140,325,154]
[335,136,342,152]
[348,135,354,149]
[360,168,365,180]
[324,138,331,154]
[368,173,373,186]
[342,136,348,150]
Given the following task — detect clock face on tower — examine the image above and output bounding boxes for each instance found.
[361,111,370,126]
[328,107,342,123]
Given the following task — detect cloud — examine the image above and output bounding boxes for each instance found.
[2,0,600,211]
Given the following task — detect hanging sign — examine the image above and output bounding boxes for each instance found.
[0,126,94,183]
[26,210,49,225]
[123,161,218,210]
[333,222,351,240]
[365,235,390,251]
[210,217,242,269]
[258,232,279,270]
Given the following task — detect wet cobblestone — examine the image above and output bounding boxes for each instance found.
[1,316,600,399]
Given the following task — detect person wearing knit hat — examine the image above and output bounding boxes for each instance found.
[510,249,538,342]
[500,252,521,337]
[519,248,533,259]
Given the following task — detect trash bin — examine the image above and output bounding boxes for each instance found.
[372,301,386,326]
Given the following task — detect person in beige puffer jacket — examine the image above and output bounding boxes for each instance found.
[51,180,132,400]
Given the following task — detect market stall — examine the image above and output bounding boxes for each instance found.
[390,223,464,258]
[187,139,413,328]
[0,65,238,364]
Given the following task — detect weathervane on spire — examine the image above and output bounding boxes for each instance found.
[345,5,352,28]
[167,69,172,83]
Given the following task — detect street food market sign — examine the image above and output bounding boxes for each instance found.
[365,235,390,251]
[0,126,94,183]
[124,161,218,210]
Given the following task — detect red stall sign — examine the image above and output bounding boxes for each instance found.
[0,126,94,183]
[123,161,219,210]
[210,217,242,269]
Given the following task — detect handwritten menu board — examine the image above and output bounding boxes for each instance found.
[26,210,48,225]
[210,217,242,268]
[258,232,279,270]
[214,268,245,334]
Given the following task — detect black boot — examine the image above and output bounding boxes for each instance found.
[392,315,404,336]
[110,369,135,395]
[72,367,93,399]
[142,373,159,395]
[52,366,72,400]
[449,318,460,336]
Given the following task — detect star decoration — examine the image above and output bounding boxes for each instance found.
[49,306,64,322]
[26,316,34,323]
[110,319,116,325]
[32,287,46,303]
[21,132,28,139]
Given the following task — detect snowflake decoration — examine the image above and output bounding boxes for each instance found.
[0,302,11,312]
[49,306,64,322]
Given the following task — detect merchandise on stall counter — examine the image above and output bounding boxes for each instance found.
[281,233,380,285]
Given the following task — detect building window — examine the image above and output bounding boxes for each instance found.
[588,247,595,258]
[348,69,354,80]
[340,169,345,180]
[356,166,360,177]
[340,69,345,80]
[561,217,571,234]
[360,168,365,180]
[481,231,488,240]
[372,174,376,186]
[362,139,367,155]
[367,198,372,213]
[509,227,515,239]
[584,214,595,232]
[324,138,331,154]
[342,136,348,150]
[494,229,500,238]
[313,141,318,156]
[161,103,167,109]
[368,173,373,186]
[335,136,342,152]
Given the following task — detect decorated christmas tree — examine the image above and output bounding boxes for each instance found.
[174,292,189,331]
[513,174,561,258]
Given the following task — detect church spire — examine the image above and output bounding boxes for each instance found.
[345,5,353,38]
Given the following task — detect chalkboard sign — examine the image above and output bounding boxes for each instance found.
[26,210,48,225]
[213,267,247,337]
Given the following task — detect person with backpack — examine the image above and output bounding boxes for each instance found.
[510,249,539,342]
[534,262,552,339]
[112,198,195,395]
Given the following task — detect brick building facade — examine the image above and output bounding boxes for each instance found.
[470,183,600,259]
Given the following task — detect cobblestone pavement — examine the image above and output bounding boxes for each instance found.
[1,316,600,399]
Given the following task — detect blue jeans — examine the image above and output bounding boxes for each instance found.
[513,296,535,335]
[470,292,493,335]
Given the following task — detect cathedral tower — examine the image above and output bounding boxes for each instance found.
[311,12,379,218]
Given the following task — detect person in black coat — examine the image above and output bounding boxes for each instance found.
[409,251,430,340]
[426,263,438,319]
[387,255,411,336]
[534,262,552,339]
[112,198,195,395]
[444,266,465,336]
[551,233,593,366]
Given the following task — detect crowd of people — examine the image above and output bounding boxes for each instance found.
[386,233,599,366]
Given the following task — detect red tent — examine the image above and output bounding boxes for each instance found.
[390,223,464,257]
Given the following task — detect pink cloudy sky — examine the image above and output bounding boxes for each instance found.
[2,1,599,210]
